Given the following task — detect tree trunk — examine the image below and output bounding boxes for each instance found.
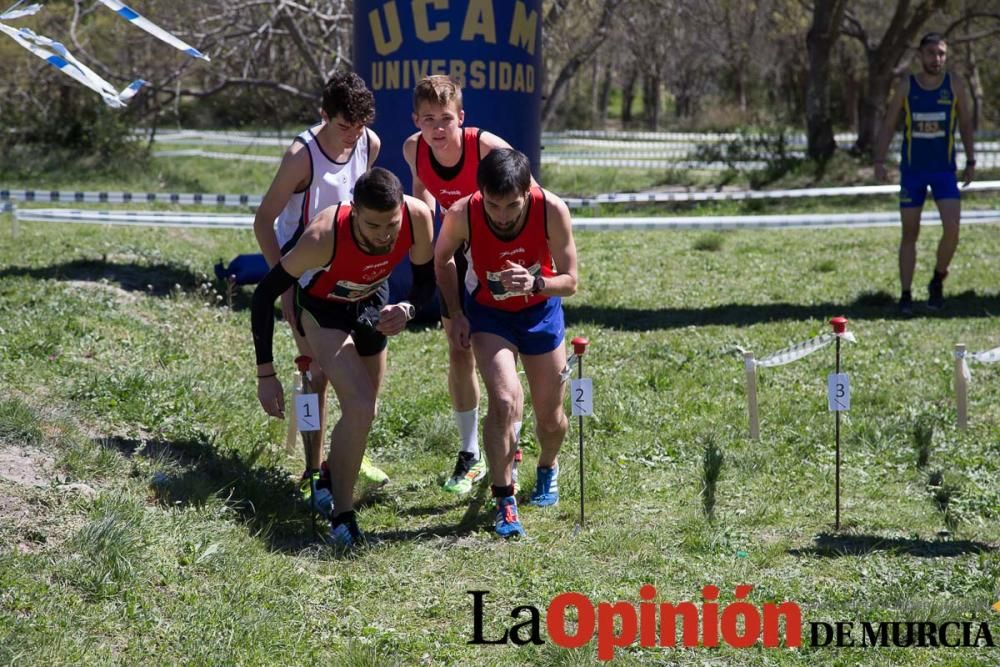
[964,32,983,130]
[856,61,895,155]
[642,73,661,129]
[622,67,637,124]
[805,0,850,161]
[597,60,613,125]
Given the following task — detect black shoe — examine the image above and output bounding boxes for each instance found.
[898,291,913,316]
[927,277,945,311]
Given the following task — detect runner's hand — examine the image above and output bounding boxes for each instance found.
[376,303,411,336]
[962,163,975,187]
[447,312,471,350]
[257,376,285,418]
[500,260,533,294]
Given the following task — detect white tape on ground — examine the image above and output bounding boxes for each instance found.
[756,331,856,369]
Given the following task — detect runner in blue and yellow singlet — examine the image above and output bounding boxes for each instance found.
[874,33,976,314]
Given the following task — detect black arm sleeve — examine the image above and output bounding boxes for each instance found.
[251,263,297,365]
[407,259,436,310]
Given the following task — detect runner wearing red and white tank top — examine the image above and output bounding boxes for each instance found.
[404,77,526,497]
[466,186,554,312]
[415,127,482,213]
[302,201,414,303]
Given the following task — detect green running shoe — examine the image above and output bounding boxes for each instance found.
[359,454,389,485]
[442,452,486,494]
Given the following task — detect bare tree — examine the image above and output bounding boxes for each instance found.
[59,0,352,126]
[540,0,618,127]
[840,0,947,154]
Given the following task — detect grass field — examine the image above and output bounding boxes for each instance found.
[1,156,999,665]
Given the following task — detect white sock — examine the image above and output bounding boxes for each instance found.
[512,420,523,446]
[456,408,479,458]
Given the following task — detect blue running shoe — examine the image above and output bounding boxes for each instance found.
[327,512,365,549]
[530,463,559,507]
[300,463,334,519]
[494,496,525,538]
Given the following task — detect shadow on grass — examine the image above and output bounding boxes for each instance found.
[0,258,254,309]
[370,483,492,543]
[101,435,492,552]
[102,435,318,551]
[789,532,996,559]
[565,289,1000,331]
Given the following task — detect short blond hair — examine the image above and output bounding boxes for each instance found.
[413,75,463,112]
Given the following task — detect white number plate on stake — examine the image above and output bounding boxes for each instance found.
[827,373,850,411]
[571,378,593,416]
[295,393,321,431]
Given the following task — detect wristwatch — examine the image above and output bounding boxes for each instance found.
[531,275,545,295]
[399,301,416,320]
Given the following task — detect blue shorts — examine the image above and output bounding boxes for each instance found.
[465,294,565,355]
[899,171,960,209]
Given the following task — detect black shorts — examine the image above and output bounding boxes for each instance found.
[440,250,468,319]
[294,283,388,357]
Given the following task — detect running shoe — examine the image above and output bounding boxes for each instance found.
[327,512,365,549]
[299,463,334,519]
[359,454,389,485]
[494,495,525,538]
[530,463,560,507]
[443,451,487,494]
[927,276,945,311]
[898,291,913,316]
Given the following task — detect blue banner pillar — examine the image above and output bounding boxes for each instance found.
[353,0,544,312]
[354,0,543,182]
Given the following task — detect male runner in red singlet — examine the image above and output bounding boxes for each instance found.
[252,168,435,547]
[403,75,526,495]
[434,149,579,539]
[253,71,390,505]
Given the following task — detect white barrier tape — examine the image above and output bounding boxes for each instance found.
[542,130,1000,143]
[543,137,1000,154]
[0,2,41,20]
[542,156,761,170]
[756,331,855,369]
[99,0,209,61]
[546,155,1000,171]
[153,148,280,164]
[7,183,1000,211]
[149,131,290,147]
[571,210,1000,231]
[560,354,578,382]
[15,208,252,230]
[542,130,858,143]
[14,207,1000,233]
[972,347,1000,363]
[1,190,262,207]
[547,150,807,160]
[563,181,1000,208]
[0,23,145,107]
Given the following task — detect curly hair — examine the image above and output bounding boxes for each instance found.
[321,71,375,124]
